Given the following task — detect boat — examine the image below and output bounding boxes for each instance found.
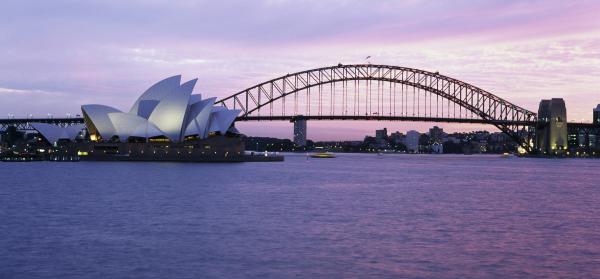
[309,152,336,158]
[501,152,512,158]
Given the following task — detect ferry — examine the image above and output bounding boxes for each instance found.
[501,152,512,158]
[309,152,336,158]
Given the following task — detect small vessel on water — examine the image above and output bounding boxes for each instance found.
[309,152,336,158]
[501,152,512,158]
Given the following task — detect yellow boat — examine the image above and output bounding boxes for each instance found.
[309,152,336,158]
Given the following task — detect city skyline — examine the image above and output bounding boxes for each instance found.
[1,0,600,140]
[3,2,600,277]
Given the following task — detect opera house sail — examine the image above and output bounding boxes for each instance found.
[31,76,249,162]
[30,123,85,145]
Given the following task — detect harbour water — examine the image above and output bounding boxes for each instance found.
[2,154,600,278]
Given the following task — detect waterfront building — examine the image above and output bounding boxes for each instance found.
[593,106,600,149]
[81,76,241,143]
[30,76,241,145]
[564,105,600,152]
[463,141,483,154]
[363,135,390,150]
[590,133,598,149]
[443,136,460,144]
[0,126,26,147]
[487,132,513,153]
[375,128,388,140]
[590,105,600,152]
[431,142,443,154]
[389,131,404,145]
[429,126,444,143]
[28,76,255,162]
[405,130,420,153]
[568,130,579,149]
[536,98,568,155]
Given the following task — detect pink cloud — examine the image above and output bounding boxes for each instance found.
[1,0,599,140]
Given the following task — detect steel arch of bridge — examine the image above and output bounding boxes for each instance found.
[216,64,537,150]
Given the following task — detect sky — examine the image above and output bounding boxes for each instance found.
[1,0,599,140]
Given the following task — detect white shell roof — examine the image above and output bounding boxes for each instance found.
[148,79,197,142]
[31,123,84,144]
[184,97,216,138]
[81,76,242,143]
[208,115,221,133]
[108,112,165,140]
[131,122,165,139]
[208,108,241,134]
[65,124,85,139]
[81,104,121,139]
[189,94,202,105]
[129,75,181,117]
[137,100,160,119]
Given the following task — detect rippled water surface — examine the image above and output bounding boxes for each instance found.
[2,154,600,278]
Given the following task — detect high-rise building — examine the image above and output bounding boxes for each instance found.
[293,118,307,146]
[429,126,444,143]
[389,131,404,144]
[536,98,568,154]
[375,128,388,140]
[405,130,420,153]
[592,106,599,149]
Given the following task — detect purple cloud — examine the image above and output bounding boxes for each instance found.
[1,0,599,139]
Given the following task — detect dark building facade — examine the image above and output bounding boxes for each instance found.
[566,104,600,154]
[375,128,388,140]
[429,126,444,144]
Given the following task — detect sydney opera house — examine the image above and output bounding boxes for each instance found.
[81,75,240,143]
[33,76,250,162]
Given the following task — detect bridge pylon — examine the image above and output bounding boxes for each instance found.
[535,98,568,155]
[291,116,307,147]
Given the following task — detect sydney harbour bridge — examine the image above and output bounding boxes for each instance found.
[2,64,598,153]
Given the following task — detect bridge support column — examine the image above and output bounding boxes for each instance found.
[292,116,307,147]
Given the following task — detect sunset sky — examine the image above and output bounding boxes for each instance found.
[1,0,599,140]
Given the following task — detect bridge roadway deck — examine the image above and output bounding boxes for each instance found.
[239,115,537,126]
[1,116,596,131]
